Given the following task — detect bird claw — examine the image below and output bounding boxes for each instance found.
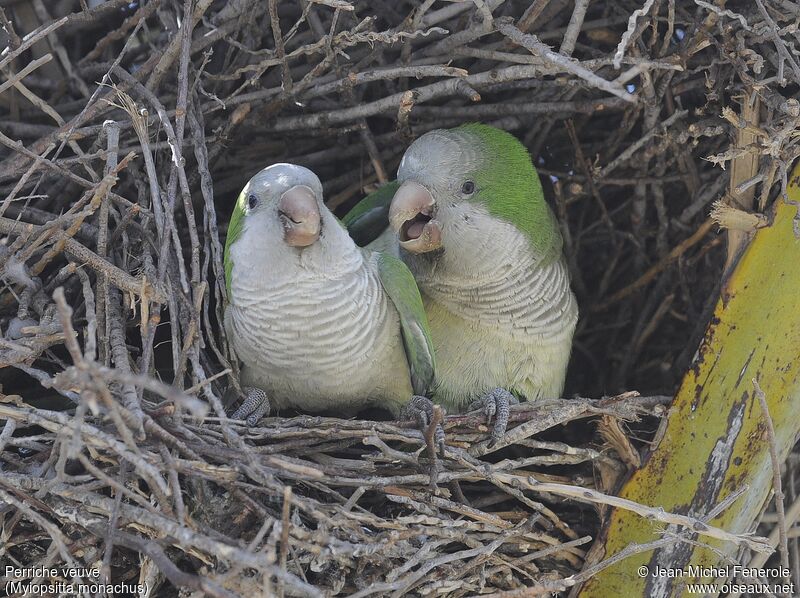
[231,387,271,426]
[401,395,445,458]
[469,388,519,446]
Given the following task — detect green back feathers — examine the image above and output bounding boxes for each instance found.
[223,189,247,298]
[376,252,436,395]
[342,180,399,226]
[342,180,399,247]
[458,123,562,262]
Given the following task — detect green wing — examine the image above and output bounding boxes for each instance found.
[343,180,399,247]
[223,189,247,299]
[376,252,436,396]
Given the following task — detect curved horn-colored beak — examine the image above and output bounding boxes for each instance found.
[279,185,321,247]
[389,181,443,254]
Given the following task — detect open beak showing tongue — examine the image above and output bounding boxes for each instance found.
[401,211,432,241]
[389,181,443,253]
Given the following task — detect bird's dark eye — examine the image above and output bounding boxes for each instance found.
[461,180,476,195]
[247,194,258,210]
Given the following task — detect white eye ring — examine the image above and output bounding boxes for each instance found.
[247,194,258,210]
[461,180,476,195]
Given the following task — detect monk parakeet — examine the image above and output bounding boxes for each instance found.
[345,124,578,442]
[223,164,437,429]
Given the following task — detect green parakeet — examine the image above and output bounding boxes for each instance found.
[345,124,578,441]
[223,163,437,428]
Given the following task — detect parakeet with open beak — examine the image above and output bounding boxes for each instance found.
[345,124,578,443]
[223,164,437,431]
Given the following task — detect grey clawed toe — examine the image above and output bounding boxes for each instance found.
[401,395,445,457]
[232,387,271,426]
[469,388,519,446]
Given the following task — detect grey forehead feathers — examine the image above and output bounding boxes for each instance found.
[247,163,323,199]
[397,129,481,187]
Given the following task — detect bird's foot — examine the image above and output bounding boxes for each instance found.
[400,395,445,458]
[469,388,519,446]
[231,387,271,426]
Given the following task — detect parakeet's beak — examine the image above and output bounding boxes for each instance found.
[278,185,322,247]
[389,181,443,253]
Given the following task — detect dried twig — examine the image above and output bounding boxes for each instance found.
[753,379,791,589]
